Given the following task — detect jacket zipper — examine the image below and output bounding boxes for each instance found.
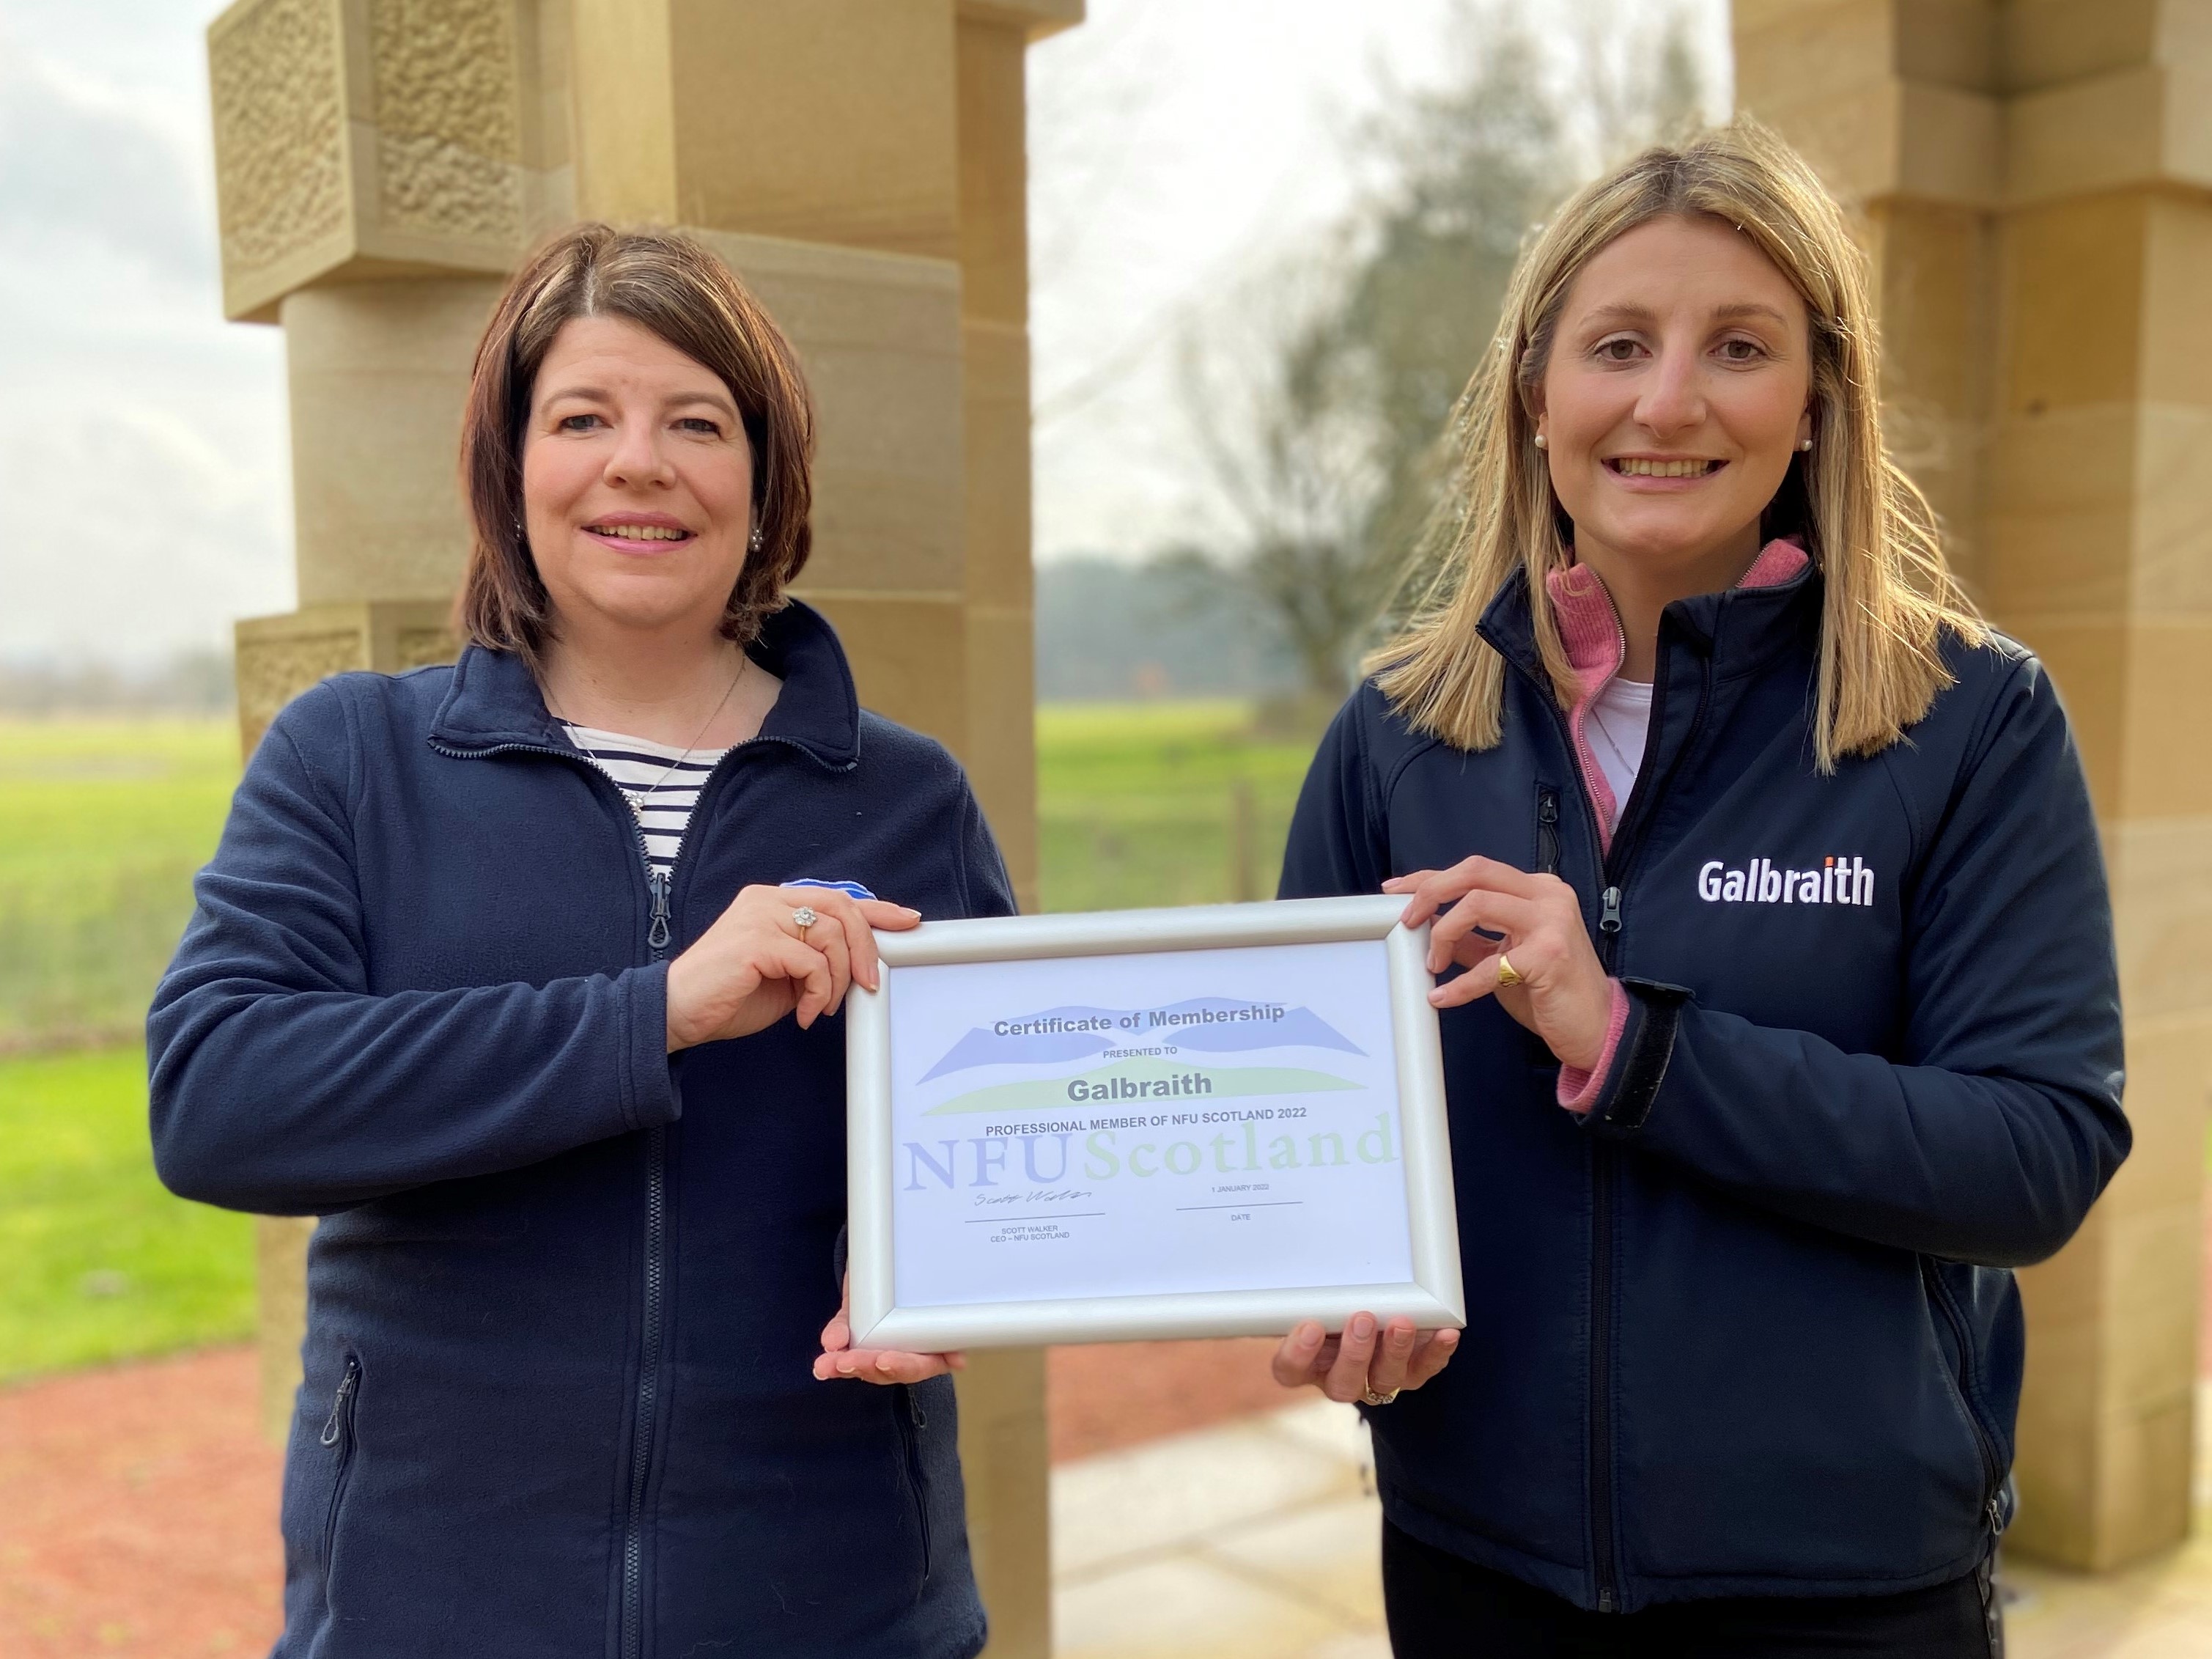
[1498,631,1712,1614]
[1535,788,1561,876]
[619,778,712,1659]
[319,1354,361,1563]
[1513,664,1629,1611]
[428,730,759,1659]
[896,1384,934,1599]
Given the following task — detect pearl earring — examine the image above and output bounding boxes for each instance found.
[1533,433,1548,450]
[1797,438,1813,452]
[748,525,764,552]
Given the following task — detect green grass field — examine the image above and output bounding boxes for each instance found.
[0,703,1324,1383]
[1036,701,1316,912]
[0,718,240,1055]
[0,1047,257,1380]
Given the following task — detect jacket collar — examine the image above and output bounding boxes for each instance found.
[1479,540,1814,850]
[429,597,862,770]
[1479,537,1815,688]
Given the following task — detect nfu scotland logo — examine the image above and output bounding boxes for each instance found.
[1698,856,1875,906]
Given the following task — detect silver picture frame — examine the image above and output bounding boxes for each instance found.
[844,893,1464,1350]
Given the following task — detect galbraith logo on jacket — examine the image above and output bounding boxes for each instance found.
[1699,856,1875,906]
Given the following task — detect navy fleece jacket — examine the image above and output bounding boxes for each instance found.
[1280,564,2128,1613]
[150,601,1010,1659]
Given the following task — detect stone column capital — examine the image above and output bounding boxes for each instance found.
[207,0,550,322]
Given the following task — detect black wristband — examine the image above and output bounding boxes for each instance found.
[1600,979,1694,1131]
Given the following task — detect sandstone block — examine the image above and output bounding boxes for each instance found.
[209,0,547,320]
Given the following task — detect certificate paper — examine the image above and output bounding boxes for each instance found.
[846,895,1463,1349]
[887,939,1412,1310]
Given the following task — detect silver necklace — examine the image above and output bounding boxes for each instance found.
[558,658,746,824]
[1587,685,1644,783]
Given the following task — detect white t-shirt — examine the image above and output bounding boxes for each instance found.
[1585,676,1653,824]
[561,723,730,875]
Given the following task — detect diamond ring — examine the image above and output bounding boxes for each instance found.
[791,905,818,940]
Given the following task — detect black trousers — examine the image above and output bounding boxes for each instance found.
[1382,1521,2001,1659]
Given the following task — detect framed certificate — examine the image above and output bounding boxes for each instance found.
[844,894,1464,1350]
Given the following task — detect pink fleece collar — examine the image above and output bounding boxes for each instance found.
[1544,538,1808,847]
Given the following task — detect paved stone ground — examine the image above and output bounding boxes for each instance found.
[1053,1398,1388,1659]
[1050,1389,2212,1659]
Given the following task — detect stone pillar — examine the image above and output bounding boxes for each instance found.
[206,2,1075,1647]
[1733,0,2212,1571]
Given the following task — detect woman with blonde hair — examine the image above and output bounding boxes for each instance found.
[1272,121,2125,1655]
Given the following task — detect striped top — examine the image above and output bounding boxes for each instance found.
[561,723,730,876]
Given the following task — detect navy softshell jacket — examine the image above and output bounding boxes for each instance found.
[1279,565,2128,1614]
[149,601,1009,1659]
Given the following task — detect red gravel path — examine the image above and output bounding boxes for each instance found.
[1047,1336,1290,1463]
[0,1346,280,1658]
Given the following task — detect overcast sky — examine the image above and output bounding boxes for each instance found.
[0,0,1727,666]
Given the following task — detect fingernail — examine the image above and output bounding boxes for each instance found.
[1392,1327,1414,1348]
[1297,1321,1323,1347]
[1437,1329,1459,1346]
[836,1356,857,1375]
[1352,1314,1375,1339]
[1428,988,1448,1006]
[899,905,922,916]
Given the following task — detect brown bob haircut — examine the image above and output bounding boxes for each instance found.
[456,223,816,665]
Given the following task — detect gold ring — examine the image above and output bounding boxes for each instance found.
[1495,954,1523,989]
[1361,1388,1400,1407]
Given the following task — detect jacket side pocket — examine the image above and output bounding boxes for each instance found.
[894,1383,933,1600]
[1922,1262,2005,1538]
[317,1354,362,1566]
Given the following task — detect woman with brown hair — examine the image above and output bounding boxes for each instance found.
[150,224,999,1658]
[1275,122,2126,1655]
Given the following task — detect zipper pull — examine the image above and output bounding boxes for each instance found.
[909,1389,927,1429]
[1987,1495,2004,1535]
[1599,886,1623,935]
[320,1357,359,1446]
[647,867,671,951]
[1534,790,1562,876]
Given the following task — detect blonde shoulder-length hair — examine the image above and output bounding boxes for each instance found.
[1371,118,1983,772]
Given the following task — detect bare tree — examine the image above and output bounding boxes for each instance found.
[1570,0,1711,169]
[1176,254,1387,699]
[1179,0,1710,702]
